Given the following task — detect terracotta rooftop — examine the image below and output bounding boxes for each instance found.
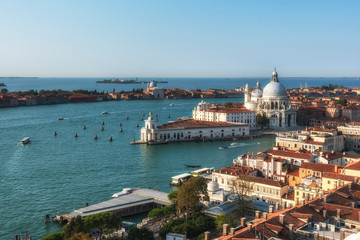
[272,150,313,160]
[220,183,360,240]
[157,119,247,129]
[344,161,360,171]
[323,172,355,182]
[300,162,340,173]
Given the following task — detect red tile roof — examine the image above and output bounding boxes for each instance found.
[272,150,313,160]
[300,162,340,173]
[323,172,355,182]
[344,161,360,170]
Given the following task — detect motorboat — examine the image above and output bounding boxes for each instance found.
[219,146,228,150]
[112,188,133,198]
[169,103,174,106]
[58,117,64,120]
[185,164,201,168]
[230,142,238,146]
[20,137,30,144]
[102,111,109,114]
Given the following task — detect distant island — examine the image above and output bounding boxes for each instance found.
[0,77,38,79]
[96,79,168,84]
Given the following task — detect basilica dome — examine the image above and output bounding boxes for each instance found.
[263,81,287,97]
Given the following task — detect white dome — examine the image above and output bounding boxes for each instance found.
[263,81,287,97]
[251,88,263,98]
[149,80,157,88]
[207,181,219,192]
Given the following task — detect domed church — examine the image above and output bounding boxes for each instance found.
[244,69,296,129]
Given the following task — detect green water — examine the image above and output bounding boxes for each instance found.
[0,98,275,239]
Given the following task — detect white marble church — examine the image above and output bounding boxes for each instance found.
[244,69,297,129]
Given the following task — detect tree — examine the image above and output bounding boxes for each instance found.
[215,214,226,230]
[224,102,233,108]
[148,208,164,219]
[334,99,347,106]
[176,177,209,220]
[83,212,122,240]
[256,113,268,130]
[64,215,87,238]
[168,190,178,204]
[42,232,65,240]
[229,176,254,217]
[128,227,155,240]
[68,232,91,240]
[0,88,8,93]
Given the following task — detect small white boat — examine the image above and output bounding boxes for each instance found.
[102,111,109,114]
[58,117,64,120]
[112,188,133,198]
[20,137,30,144]
[169,103,174,106]
[230,142,238,146]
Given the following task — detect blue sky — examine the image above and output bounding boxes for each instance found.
[0,0,359,77]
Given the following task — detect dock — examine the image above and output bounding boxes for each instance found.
[63,189,171,221]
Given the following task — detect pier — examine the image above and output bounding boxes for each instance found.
[63,189,171,221]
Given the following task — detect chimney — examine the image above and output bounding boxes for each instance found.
[255,210,260,219]
[340,230,345,240]
[275,203,280,211]
[223,224,229,236]
[323,209,327,218]
[248,223,252,231]
[351,202,356,208]
[289,224,294,240]
[269,205,274,213]
[204,231,210,240]
[349,183,352,190]
[279,214,285,225]
[241,217,246,227]
[323,195,327,203]
[229,228,235,236]
[314,232,319,240]
[337,209,341,219]
[263,213,268,220]
[335,165,338,173]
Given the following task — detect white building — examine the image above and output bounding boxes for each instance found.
[140,113,250,143]
[192,101,256,129]
[244,69,297,129]
[145,80,164,99]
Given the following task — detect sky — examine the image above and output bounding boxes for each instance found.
[0,0,359,77]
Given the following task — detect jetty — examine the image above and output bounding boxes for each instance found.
[62,189,171,221]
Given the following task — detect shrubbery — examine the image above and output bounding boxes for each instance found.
[159,213,214,238]
[147,205,175,219]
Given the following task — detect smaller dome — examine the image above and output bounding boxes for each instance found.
[149,80,157,88]
[251,88,263,98]
[207,181,219,192]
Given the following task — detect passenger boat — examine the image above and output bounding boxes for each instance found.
[20,137,30,144]
[58,117,64,120]
[170,173,192,186]
[112,188,133,198]
[191,167,215,177]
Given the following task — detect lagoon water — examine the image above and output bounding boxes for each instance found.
[0,77,359,239]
